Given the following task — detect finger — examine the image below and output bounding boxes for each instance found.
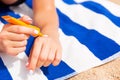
[27,37,42,70]
[52,49,62,66]
[26,46,34,68]
[8,40,27,48]
[6,47,26,56]
[5,32,29,41]
[19,15,32,24]
[36,40,50,68]
[6,25,38,36]
[43,47,56,67]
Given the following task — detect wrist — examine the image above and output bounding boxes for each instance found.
[0,34,4,53]
[41,26,60,40]
[34,13,58,26]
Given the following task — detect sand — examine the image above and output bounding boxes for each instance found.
[69,57,120,80]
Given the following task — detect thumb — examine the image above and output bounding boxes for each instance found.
[19,15,32,24]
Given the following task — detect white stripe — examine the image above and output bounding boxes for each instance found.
[0,21,4,32]
[55,0,120,45]
[10,3,33,18]
[0,52,48,80]
[74,0,120,16]
[59,29,102,73]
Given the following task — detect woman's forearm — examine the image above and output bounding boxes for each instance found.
[33,0,55,11]
[33,0,59,40]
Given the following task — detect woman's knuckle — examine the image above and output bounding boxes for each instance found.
[32,54,38,59]
[11,53,18,56]
[21,34,27,40]
[0,33,5,39]
[16,27,22,33]
[55,57,61,62]
[36,37,41,41]
[40,57,46,61]
[4,47,9,53]
[15,26,19,32]
[23,47,26,51]
[48,57,53,62]
[5,48,14,55]
[2,40,7,47]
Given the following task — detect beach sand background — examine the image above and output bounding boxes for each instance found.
[69,57,120,80]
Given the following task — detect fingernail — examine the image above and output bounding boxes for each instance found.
[26,62,29,67]
[34,30,39,34]
[29,70,34,75]
[27,17,32,21]
[24,17,32,21]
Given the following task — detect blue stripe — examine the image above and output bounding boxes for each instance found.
[0,58,13,80]
[63,0,77,4]
[25,0,33,8]
[57,9,120,60]
[41,61,75,80]
[63,0,120,28]
[25,36,35,56]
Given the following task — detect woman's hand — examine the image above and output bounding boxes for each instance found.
[26,35,62,71]
[0,16,37,56]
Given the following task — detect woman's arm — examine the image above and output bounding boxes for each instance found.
[26,0,62,71]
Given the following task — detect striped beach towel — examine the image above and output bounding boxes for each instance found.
[0,0,120,80]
